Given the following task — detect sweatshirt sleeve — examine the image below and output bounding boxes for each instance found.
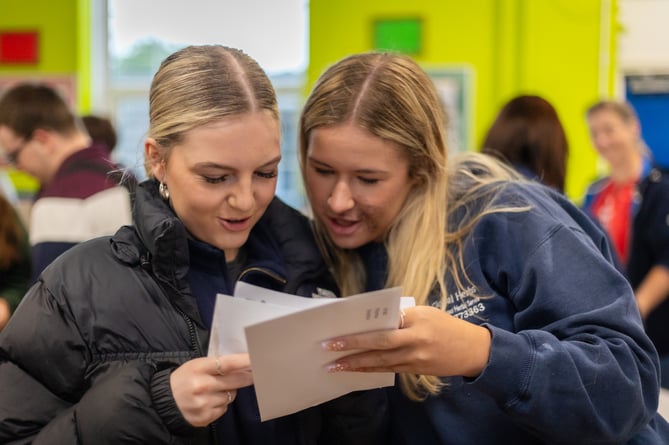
[468,203,660,443]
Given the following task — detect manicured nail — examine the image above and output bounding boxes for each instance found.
[327,362,350,373]
[322,340,346,351]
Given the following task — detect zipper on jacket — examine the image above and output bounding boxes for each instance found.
[175,306,203,357]
[175,306,221,443]
[175,267,284,444]
[237,266,287,285]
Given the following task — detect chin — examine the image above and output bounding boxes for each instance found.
[330,234,367,250]
[215,236,248,253]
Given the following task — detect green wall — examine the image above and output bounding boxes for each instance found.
[0,0,77,71]
[309,0,618,200]
[0,0,91,108]
[0,0,91,192]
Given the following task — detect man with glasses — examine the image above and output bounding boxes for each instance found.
[0,83,132,283]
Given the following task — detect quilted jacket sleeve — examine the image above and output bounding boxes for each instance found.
[0,281,195,444]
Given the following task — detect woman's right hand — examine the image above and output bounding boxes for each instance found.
[170,353,253,427]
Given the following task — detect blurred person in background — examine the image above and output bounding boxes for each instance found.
[482,94,622,271]
[82,114,117,157]
[82,113,137,205]
[0,193,30,331]
[584,99,669,388]
[0,163,19,205]
[481,94,567,193]
[0,83,133,282]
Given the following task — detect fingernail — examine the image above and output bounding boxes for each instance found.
[322,340,346,351]
[327,362,349,373]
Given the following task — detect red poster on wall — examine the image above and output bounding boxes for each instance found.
[0,31,39,64]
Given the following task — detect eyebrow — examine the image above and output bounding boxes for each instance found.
[194,155,282,170]
[308,156,387,175]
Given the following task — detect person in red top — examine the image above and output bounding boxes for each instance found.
[585,100,647,265]
[583,99,669,388]
[589,177,635,264]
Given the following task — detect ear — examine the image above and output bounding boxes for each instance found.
[31,128,53,152]
[145,138,165,181]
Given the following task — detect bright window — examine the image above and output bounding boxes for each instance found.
[100,0,309,210]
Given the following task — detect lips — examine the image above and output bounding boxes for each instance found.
[326,215,361,236]
[218,216,253,232]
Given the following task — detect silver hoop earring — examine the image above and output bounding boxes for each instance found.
[159,182,170,200]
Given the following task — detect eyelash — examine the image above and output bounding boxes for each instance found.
[256,170,278,179]
[203,175,228,184]
[202,170,277,184]
[313,167,378,185]
[314,167,333,176]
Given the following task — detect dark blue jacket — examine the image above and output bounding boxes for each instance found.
[584,164,669,355]
[628,167,669,356]
[361,181,669,444]
[0,179,387,444]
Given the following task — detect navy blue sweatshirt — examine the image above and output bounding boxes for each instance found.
[361,181,669,444]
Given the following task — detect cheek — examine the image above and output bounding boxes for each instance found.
[257,181,278,206]
[171,180,217,211]
[171,194,210,224]
[376,186,409,219]
[305,175,328,206]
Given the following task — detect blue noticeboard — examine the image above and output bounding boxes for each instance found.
[625,74,669,168]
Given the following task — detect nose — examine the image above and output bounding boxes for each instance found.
[227,177,254,212]
[327,180,355,213]
[590,130,608,150]
[591,131,602,145]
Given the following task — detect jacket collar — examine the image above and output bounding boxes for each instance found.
[112,179,332,319]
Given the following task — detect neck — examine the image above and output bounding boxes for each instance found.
[60,132,93,158]
[44,131,92,184]
[610,146,644,184]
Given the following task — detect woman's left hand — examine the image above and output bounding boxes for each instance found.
[322,305,491,378]
[0,297,10,331]
[170,354,253,427]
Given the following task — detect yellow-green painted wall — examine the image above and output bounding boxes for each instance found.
[0,0,91,192]
[0,0,91,107]
[309,0,618,201]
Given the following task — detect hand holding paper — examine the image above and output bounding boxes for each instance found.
[208,282,413,421]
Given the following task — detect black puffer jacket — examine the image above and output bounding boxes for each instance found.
[0,180,387,444]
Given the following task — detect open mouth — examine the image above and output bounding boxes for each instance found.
[219,216,252,232]
[333,217,356,226]
[327,216,361,236]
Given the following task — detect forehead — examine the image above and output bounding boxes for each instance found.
[183,113,278,138]
[308,124,406,163]
[589,109,627,125]
[168,112,281,165]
